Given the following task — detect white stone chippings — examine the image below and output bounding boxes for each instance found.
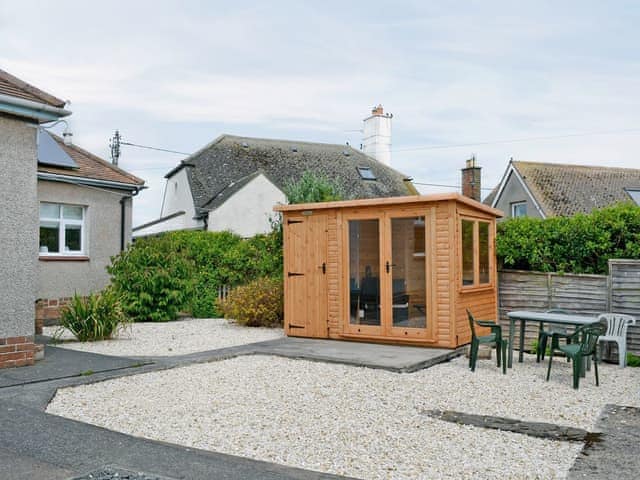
[43,318,283,356]
[46,354,639,480]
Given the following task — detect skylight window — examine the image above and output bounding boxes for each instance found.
[357,166,377,180]
[626,188,640,206]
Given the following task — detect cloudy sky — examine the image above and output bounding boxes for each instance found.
[2,1,639,225]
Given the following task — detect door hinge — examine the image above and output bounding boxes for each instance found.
[287,219,303,224]
[288,272,304,277]
[289,324,305,329]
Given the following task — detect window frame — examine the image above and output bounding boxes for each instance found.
[39,202,86,257]
[511,201,527,218]
[356,166,377,180]
[459,216,494,291]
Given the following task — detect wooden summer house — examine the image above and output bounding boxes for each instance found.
[274,194,503,348]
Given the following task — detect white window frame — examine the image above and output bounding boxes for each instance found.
[39,202,86,256]
[511,201,527,218]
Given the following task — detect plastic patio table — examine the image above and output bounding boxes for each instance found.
[506,311,600,368]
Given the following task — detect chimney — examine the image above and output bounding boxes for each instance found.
[461,155,482,201]
[362,104,392,166]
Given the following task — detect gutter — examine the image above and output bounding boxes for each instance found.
[0,93,71,123]
[37,171,144,192]
[120,187,143,251]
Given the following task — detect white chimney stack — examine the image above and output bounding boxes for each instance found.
[362,104,392,166]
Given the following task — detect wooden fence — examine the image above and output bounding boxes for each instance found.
[498,259,640,361]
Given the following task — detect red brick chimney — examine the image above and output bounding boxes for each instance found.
[461,156,481,202]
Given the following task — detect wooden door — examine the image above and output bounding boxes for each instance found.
[284,214,328,338]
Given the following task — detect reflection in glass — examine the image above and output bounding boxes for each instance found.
[391,217,426,328]
[65,224,82,251]
[479,222,490,283]
[462,220,474,285]
[40,221,59,253]
[349,219,380,326]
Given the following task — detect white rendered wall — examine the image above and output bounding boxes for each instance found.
[134,168,204,237]
[362,114,392,166]
[208,174,286,237]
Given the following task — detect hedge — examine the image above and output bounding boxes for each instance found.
[108,229,282,321]
[496,202,640,274]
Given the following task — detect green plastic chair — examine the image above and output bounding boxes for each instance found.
[467,309,507,374]
[537,309,573,363]
[546,322,606,389]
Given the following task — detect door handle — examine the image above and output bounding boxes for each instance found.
[385,261,396,273]
[320,262,326,274]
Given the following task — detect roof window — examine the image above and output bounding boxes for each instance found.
[625,188,640,206]
[357,166,377,180]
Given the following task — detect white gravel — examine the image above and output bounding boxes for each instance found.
[43,318,283,357]
[46,353,640,479]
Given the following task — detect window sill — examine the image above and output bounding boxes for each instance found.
[39,256,89,262]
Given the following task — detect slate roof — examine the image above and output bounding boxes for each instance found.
[487,160,640,216]
[38,134,144,188]
[0,68,66,107]
[172,134,417,211]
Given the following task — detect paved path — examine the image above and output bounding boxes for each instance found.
[568,405,640,480]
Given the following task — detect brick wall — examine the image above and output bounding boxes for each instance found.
[0,335,36,368]
[35,297,72,334]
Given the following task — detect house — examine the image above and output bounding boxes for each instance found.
[485,159,640,220]
[36,132,145,331]
[133,106,417,238]
[0,69,145,364]
[0,68,70,367]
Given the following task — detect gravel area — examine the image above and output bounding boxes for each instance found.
[46,353,640,479]
[43,318,283,357]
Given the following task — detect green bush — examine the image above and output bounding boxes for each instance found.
[497,202,640,274]
[284,171,344,204]
[59,289,129,341]
[109,229,283,321]
[627,353,640,367]
[108,234,194,322]
[219,277,284,327]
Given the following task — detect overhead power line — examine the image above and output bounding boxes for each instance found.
[381,128,640,154]
[412,181,494,191]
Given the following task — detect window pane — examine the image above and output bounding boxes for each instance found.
[349,219,380,326]
[479,222,490,284]
[63,205,83,220]
[512,203,527,217]
[391,217,426,329]
[462,220,474,286]
[40,203,60,219]
[64,224,82,252]
[40,221,59,253]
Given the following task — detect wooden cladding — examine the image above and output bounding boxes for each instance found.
[279,194,501,348]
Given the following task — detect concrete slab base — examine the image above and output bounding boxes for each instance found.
[252,337,463,372]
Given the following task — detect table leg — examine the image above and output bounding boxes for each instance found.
[508,318,515,368]
[519,319,526,363]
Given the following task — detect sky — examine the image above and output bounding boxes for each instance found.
[2,1,639,225]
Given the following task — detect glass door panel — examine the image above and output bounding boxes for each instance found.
[390,216,427,330]
[348,219,381,327]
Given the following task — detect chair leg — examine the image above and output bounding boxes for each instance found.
[540,334,548,361]
[502,341,508,375]
[618,340,626,368]
[470,339,478,372]
[496,340,501,368]
[594,354,599,386]
[536,333,542,363]
[573,356,581,389]
[566,336,571,362]
[546,349,554,381]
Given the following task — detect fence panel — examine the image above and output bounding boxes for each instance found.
[606,260,640,361]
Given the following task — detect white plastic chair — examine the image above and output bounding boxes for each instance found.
[597,313,636,367]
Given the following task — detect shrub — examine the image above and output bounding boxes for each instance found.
[497,202,640,274]
[284,171,344,204]
[627,353,640,367]
[108,234,194,322]
[108,229,283,320]
[59,289,128,341]
[219,277,283,327]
